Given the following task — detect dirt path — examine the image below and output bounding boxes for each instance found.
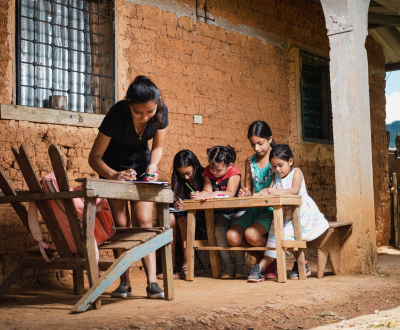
[1,247,400,330]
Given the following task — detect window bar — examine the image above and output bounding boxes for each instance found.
[98,0,102,114]
[33,0,37,107]
[16,1,22,106]
[307,54,311,139]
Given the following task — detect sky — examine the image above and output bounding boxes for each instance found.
[386,71,400,124]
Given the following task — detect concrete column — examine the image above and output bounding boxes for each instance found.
[320,0,376,273]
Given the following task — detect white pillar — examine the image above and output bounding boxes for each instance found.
[320,0,376,273]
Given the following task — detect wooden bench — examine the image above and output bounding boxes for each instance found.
[307,221,353,278]
[0,144,175,313]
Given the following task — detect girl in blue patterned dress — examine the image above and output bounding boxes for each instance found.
[247,144,329,282]
[227,121,276,276]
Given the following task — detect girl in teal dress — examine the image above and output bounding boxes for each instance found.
[227,121,276,275]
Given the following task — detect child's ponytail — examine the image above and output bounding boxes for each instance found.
[269,144,294,168]
[207,145,236,166]
[270,138,277,148]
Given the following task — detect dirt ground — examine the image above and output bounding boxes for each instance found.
[1,247,400,330]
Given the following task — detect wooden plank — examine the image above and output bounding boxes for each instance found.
[186,210,196,281]
[0,103,104,128]
[328,221,353,228]
[82,197,101,309]
[337,225,353,245]
[81,178,174,203]
[116,227,164,234]
[49,144,84,256]
[394,173,399,248]
[73,270,85,295]
[292,206,306,280]
[307,228,333,249]
[0,167,29,231]
[205,209,221,278]
[0,189,94,204]
[0,260,27,298]
[395,158,400,181]
[98,240,141,250]
[110,232,156,242]
[273,206,287,283]
[12,145,72,257]
[281,240,307,249]
[158,203,174,300]
[71,230,173,313]
[183,240,209,248]
[183,195,302,210]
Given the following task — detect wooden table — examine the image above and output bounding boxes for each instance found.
[183,195,306,283]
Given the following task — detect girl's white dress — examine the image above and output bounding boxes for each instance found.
[265,168,329,258]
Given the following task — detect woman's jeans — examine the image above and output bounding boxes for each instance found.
[214,211,246,266]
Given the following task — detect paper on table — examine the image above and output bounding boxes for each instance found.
[214,195,233,198]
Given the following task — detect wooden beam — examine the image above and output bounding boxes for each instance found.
[374,0,400,13]
[0,104,104,128]
[281,240,307,249]
[81,178,174,203]
[183,195,302,210]
[386,62,400,72]
[368,13,400,27]
[0,189,94,204]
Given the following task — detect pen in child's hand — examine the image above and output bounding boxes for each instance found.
[178,198,183,202]
[271,172,279,188]
[186,183,197,194]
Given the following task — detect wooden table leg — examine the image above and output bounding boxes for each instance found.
[273,206,287,283]
[205,209,221,278]
[158,203,174,300]
[83,197,101,309]
[292,206,306,280]
[186,210,196,281]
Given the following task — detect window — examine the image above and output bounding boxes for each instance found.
[17,0,115,114]
[300,51,333,143]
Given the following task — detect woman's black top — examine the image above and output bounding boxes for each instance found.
[98,100,169,172]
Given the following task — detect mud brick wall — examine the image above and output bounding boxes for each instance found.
[0,0,390,284]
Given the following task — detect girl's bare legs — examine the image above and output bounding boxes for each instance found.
[177,216,188,269]
[108,199,131,285]
[131,201,156,285]
[227,224,264,263]
[169,213,177,266]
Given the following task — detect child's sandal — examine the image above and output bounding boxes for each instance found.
[180,267,187,280]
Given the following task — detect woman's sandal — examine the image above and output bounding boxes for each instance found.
[157,267,181,280]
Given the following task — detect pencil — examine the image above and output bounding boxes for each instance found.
[271,172,279,188]
[185,182,196,194]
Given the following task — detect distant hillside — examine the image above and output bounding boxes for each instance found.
[387,120,400,149]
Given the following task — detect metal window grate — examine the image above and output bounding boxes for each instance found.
[16,0,115,114]
[300,51,333,143]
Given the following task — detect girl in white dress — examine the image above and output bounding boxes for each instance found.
[247,144,329,282]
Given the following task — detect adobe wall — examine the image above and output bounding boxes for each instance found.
[0,0,390,284]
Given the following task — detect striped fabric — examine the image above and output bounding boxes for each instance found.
[265,168,329,258]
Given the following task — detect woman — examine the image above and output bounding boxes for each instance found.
[89,76,168,299]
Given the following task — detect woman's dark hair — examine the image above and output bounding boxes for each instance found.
[125,75,165,128]
[247,121,276,147]
[172,150,204,200]
[269,144,294,168]
[206,145,236,166]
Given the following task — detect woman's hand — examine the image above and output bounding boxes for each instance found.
[145,164,159,182]
[189,191,199,199]
[111,169,136,181]
[238,187,250,197]
[174,200,184,210]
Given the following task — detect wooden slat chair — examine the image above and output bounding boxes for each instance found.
[0,144,174,312]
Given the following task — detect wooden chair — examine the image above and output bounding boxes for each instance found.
[0,144,174,312]
[306,221,353,278]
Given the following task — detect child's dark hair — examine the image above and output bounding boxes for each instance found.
[172,150,204,200]
[207,145,236,166]
[247,121,276,147]
[269,144,294,168]
[125,75,165,128]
